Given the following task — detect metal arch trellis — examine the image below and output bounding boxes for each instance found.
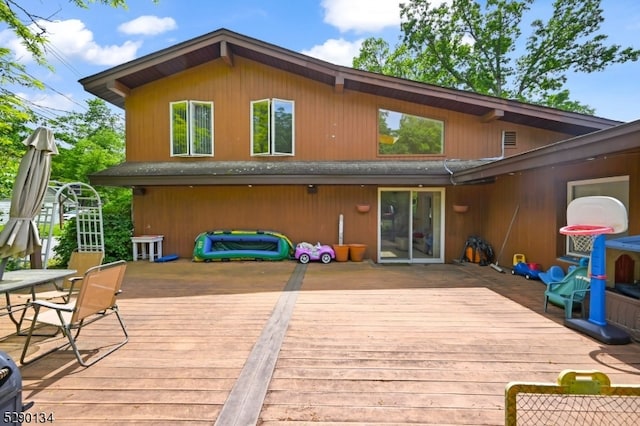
[35,181,104,267]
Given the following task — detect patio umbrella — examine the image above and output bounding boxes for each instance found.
[0,127,58,279]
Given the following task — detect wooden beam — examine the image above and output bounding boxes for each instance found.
[106,80,130,98]
[334,74,344,93]
[221,40,234,67]
[480,109,504,123]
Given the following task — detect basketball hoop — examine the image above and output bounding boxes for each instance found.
[560,224,614,253]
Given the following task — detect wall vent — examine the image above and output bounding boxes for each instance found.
[502,131,517,147]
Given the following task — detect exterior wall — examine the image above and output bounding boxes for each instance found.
[124,57,572,163]
[123,54,628,263]
[133,185,378,259]
[447,150,640,269]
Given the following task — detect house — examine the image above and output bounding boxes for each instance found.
[80,28,638,271]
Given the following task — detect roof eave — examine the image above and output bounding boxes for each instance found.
[79,28,621,134]
[89,174,456,187]
[453,119,640,183]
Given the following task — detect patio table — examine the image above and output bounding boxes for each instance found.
[131,235,164,262]
[0,269,76,334]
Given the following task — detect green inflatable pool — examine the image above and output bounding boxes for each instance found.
[193,230,294,262]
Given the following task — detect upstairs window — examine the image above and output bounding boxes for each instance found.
[378,109,444,155]
[251,98,294,156]
[170,101,214,157]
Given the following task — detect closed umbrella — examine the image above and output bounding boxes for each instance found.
[0,127,58,279]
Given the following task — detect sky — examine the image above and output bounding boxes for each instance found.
[1,0,639,124]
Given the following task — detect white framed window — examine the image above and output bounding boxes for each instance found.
[566,175,629,256]
[170,101,214,157]
[251,98,294,156]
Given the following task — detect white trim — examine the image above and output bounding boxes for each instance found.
[170,100,214,157]
[565,175,629,256]
[377,187,446,264]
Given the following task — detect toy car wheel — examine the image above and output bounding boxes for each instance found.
[320,253,332,264]
[511,269,516,275]
[298,253,310,264]
[525,274,531,280]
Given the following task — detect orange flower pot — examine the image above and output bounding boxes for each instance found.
[348,244,367,262]
[333,244,350,262]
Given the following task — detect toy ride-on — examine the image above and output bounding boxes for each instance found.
[295,242,335,264]
[511,253,542,280]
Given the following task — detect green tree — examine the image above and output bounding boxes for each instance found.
[0,49,42,133]
[353,0,640,113]
[0,1,150,63]
[0,1,156,134]
[43,99,127,210]
[43,99,132,264]
[0,118,34,199]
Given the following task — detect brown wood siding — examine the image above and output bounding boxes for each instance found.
[129,149,638,265]
[124,57,573,163]
[133,184,378,259]
[446,150,640,269]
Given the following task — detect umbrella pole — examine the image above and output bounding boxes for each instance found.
[0,257,8,280]
[30,248,43,269]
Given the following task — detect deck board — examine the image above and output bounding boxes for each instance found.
[0,260,638,425]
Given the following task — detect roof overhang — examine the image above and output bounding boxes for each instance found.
[453,119,640,183]
[88,160,493,187]
[88,119,640,188]
[79,28,620,136]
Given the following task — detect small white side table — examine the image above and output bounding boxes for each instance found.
[131,235,164,262]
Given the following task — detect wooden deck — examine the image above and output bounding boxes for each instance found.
[2,260,639,425]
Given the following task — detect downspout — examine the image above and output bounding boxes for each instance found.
[443,159,457,185]
[445,135,506,184]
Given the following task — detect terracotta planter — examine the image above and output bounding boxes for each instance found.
[453,204,469,213]
[348,244,367,262]
[356,204,370,213]
[333,244,350,262]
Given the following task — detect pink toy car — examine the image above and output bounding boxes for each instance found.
[295,242,335,264]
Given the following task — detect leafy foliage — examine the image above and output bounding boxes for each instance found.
[353,0,640,113]
[0,1,151,127]
[45,99,125,183]
[0,119,33,199]
[52,203,133,266]
[43,98,132,264]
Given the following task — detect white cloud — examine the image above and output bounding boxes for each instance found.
[118,15,177,36]
[321,0,402,33]
[301,38,365,66]
[19,91,77,114]
[0,28,31,62]
[2,19,142,67]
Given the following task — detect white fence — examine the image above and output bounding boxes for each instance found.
[0,200,9,225]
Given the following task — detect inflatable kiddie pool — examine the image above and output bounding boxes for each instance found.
[193,230,294,262]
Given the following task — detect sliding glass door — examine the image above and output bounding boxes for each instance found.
[378,188,444,263]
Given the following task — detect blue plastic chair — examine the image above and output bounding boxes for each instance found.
[539,265,566,285]
[539,258,589,285]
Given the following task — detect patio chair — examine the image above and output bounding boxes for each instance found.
[15,250,104,333]
[20,260,128,367]
[543,267,590,319]
[20,250,104,302]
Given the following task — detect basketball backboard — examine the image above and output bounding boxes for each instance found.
[565,196,628,234]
